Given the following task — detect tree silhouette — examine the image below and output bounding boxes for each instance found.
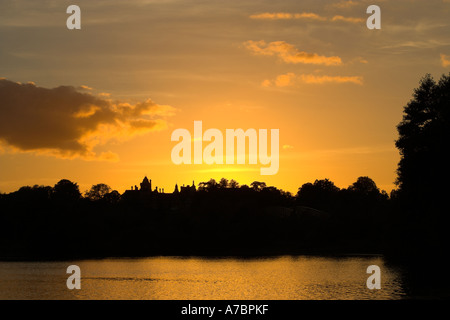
[396,73,450,203]
[393,73,450,260]
[229,179,239,189]
[103,190,121,204]
[296,179,339,210]
[218,178,229,189]
[250,181,266,191]
[12,185,52,202]
[85,183,111,201]
[348,176,380,196]
[198,178,218,192]
[52,179,81,202]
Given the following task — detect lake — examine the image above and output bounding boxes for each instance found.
[0,256,411,300]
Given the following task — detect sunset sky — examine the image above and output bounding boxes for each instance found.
[1,0,449,195]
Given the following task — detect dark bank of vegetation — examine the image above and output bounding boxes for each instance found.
[0,175,391,260]
[0,73,449,264]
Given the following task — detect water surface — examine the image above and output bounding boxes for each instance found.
[0,256,407,300]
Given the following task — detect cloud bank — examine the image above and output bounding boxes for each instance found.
[0,79,175,160]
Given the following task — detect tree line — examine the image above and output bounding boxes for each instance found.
[0,174,393,260]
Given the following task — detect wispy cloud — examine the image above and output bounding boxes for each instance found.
[244,40,342,66]
[262,73,363,87]
[0,79,176,161]
[441,53,450,67]
[250,12,363,23]
[299,74,363,85]
[274,73,297,87]
[330,0,359,9]
[382,39,450,50]
[331,15,364,23]
[78,85,93,91]
[195,167,260,173]
[290,145,395,160]
[250,12,326,21]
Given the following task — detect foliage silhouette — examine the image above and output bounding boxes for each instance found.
[85,183,112,201]
[348,176,380,196]
[392,73,450,261]
[396,73,450,202]
[0,175,392,260]
[52,179,81,203]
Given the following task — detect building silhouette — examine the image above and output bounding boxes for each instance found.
[123,177,195,200]
[140,176,152,192]
[180,181,196,194]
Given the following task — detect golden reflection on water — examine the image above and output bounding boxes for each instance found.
[0,256,406,300]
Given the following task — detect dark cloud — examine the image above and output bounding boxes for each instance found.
[0,79,175,160]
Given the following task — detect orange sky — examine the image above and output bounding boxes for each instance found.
[1,0,450,195]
